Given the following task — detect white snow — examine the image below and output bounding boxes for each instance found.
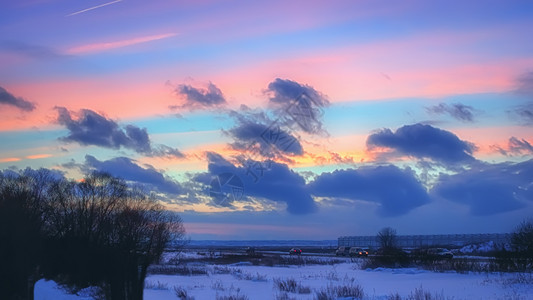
[35,255,533,299]
[35,280,95,300]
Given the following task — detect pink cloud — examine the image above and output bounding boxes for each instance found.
[0,157,21,163]
[26,154,52,159]
[202,29,530,104]
[453,126,533,158]
[67,32,177,54]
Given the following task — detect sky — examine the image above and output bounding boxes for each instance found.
[1,0,533,240]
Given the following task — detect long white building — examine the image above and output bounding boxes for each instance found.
[338,233,511,249]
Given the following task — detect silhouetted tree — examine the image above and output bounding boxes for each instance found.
[0,168,60,300]
[511,219,533,258]
[41,172,184,299]
[377,227,398,252]
[1,169,184,299]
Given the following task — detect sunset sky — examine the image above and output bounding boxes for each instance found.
[1,0,532,240]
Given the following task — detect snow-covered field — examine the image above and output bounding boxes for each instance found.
[35,253,533,300]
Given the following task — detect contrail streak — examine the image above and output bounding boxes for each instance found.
[67,0,123,17]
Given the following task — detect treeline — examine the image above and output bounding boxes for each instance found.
[0,168,185,300]
[367,226,533,271]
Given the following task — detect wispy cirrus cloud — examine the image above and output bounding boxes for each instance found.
[67,32,177,54]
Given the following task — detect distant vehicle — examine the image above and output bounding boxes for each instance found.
[428,248,453,259]
[335,246,349,256]
[349,247,368,257]
[289,248,302,255]
[245,247,256,255]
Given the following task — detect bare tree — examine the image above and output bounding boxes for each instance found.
[1,169,185,299]
[0,168,60,300]
[41,172,185,300]
[377,227,398,251]
[511,219,533,258]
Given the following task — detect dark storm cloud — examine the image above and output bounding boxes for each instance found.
[0,40,65,60]
[431,159,533,215]
[265,78,329,134]
[367,123,477,164]
[226,109,303,157]
[55,107,183,158]
[84,155,182,195]
[308,165,430,217]
[426,103,476,122]
[0,86,36,112]
[201,152,317,214]
[266,78,329,107]
[172,81,226,109]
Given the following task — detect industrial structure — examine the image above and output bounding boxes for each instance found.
[338,233,511,249]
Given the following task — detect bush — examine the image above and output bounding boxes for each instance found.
[493,247,533,272]
[174,286,195,300]
[273,278,311,294]
[361,248,411,269]
[511,219,533,257]
[386,286,446,300]
[407,286,445,300]
[144,280,168,290]
[275,292,297,300]
[315,283,364,300]
[148,265,209,276]
[216,293,249,300]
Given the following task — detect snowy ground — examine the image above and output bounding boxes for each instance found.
[35,252,533,300]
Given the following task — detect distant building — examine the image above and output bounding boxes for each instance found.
[338,233,511,249]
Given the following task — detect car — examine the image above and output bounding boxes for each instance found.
[289,248,302,255]
[245,247,256,255]
[427,248,453,259]
[335,246,348,256]
[349,247,368,257]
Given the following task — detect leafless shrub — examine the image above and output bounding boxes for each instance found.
[238,272,267,281]
[275,292,297,300]
[213,265,239,274]
[173,286,195,300]
[273,277,311,294]
[502,273,533,285]
[406,286,446,300]
[314,282,364,300]
[215,292,249,300]
[387,292,402,300]
[212,279,225,291]
[148,265,208,276]
[144,280,168,290]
